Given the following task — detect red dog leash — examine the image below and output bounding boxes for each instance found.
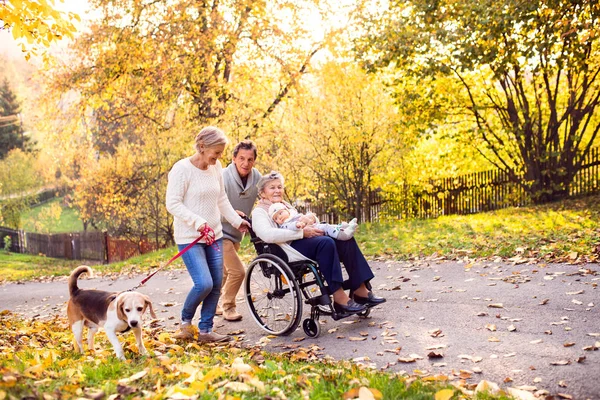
[128,225,219,291]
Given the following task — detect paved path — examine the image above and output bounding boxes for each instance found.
[1,260,599,399]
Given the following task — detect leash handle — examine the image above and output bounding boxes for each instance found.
[130,225,219,291]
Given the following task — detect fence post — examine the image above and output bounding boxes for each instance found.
[103,231,109,264]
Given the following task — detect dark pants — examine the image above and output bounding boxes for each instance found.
[290,236,374,294]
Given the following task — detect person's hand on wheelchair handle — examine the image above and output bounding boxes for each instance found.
[303,225,324,238]
[237,219,251,233]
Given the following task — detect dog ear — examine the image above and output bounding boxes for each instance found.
[116,297,127,321]
[143,295,157,319]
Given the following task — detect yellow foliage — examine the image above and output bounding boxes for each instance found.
[435,388,455,400]
[0,0,78,61]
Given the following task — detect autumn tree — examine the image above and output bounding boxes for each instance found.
[39,0,330,242]
[0,79,30,159]
[278,62,405,222]
[356,0,600,203]
[0,0,79,61]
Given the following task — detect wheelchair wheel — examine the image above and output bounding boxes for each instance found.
[302,318,321,338]
[244,254,303,336]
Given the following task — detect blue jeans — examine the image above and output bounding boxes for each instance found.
[178,239,223,333]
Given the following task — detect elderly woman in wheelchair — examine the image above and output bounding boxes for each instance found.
[244,171,385,337]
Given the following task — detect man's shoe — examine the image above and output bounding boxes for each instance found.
[215,304,224,315]
[353,291,387,306]
[197,331,232,344]
[223,308,243,321]
[333,299,367,314]
[172,324,196,340]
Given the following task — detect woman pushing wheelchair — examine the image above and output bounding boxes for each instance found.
[251,171,386,315]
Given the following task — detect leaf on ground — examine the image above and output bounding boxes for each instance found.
[557,394,574,399]
[474,380,501,394]
[507,387,537,400]
[223,381,251,392]
[398,357,417,363]
[349,337,367,341]
[539,299,550,305]
[566,290,584,295]
[429,329,443,337]
[118,370,147,384]
[434,388,454,400]
[361,387,382,400]
[488,303,504,308]
[550,360,571,366]
[427,351,444,359]
[486,324,497,331]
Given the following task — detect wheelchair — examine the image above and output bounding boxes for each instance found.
[243,222,375,338]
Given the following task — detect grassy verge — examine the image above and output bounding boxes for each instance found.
[0,252,86,282]
[0,313,509,400]
[357,195,600,263]
[1,195,599,283]
[20,197,85,233]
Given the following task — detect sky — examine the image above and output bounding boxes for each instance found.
[0,0,92,60]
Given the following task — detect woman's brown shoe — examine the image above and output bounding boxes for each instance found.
[173,324,196,340]
[197,331,232,343]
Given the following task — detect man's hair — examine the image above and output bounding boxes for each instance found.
[233,139,258,159]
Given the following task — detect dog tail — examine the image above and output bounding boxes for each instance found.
[69,266,93,296]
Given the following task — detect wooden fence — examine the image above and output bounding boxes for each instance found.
[0,228,160,263]
[302,147,600,222]
[106,236,158,263]
[0,226,25,253]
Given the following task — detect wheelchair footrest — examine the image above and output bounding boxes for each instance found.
[305,294,331,307]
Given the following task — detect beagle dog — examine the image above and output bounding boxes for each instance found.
[67,266,156,360]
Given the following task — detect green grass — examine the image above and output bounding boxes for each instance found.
[0,251,85,282]
[355,194,600,262]
[2,194,599,283]
[20,197,85,233]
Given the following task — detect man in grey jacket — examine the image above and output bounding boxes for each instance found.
[219,140,262,321]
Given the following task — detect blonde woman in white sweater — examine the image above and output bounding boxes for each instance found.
[166,126,250,343]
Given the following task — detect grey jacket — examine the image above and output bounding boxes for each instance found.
[221,163,262,243]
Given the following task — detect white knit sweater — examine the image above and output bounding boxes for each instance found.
[166,158,243,245]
